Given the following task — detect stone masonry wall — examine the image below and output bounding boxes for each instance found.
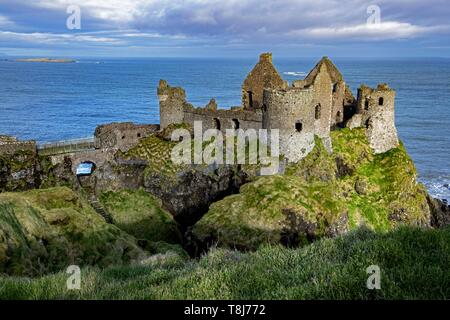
[355,84,399,153]
[94,122,159,152]
[183,106,263,133]
[158,80,188,129]
[311,63,333,144]
[0,140,36,156]
[263,87,315,162]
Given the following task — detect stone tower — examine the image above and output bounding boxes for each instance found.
[242,53,287,110]
[263,87,315,162]
[158,80,186,129]
[356,83,399,153]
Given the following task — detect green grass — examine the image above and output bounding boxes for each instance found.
[1,226,449,299]
[99,189,181,243]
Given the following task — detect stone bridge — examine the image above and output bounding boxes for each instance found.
[37,137,95,156]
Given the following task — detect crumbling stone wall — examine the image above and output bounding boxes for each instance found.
[183,106,263,132]
[263,87,315,162]
[158,80,264,133]
[0,137,38,192]
[241,53,287,110]
[310,62,333,144]
[0,140,36,156]
[158,80,190,129]
[350,84,399,153]
[331,81,346,126]
[94,122,159,152]
[303,57,355,129]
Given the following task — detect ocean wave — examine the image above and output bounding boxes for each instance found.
[283,71,306,77]
[420,177,450,200]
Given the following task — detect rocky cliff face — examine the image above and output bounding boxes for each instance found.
[0,148,75,193]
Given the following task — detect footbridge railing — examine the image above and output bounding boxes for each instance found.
[37,137,95,156]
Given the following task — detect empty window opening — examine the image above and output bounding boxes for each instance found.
[315,104,321,120]
[333,83,338,93]
[214,118,221,130]
[378,97,384,106]
[336,111,341,119]
[76,161,96,176]
[365,118,371,128]
[364,100,369,110]
[295,121,303,132]
[137,133,141,138]
[121,135,125,140]
[247,91,254,109]
[232,118,240,129]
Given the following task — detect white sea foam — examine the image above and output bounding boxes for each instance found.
[283,71,306,77]
[420,177,450,201]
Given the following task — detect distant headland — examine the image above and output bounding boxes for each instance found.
[14,58,76,63]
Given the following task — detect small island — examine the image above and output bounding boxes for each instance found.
[15,58,76,63]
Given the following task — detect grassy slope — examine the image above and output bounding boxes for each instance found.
[0,187,146,276]
[1,226,449,299]
[99,189,181,243]
[193,128,430,250]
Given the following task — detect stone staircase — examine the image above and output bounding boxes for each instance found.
[88,196,114,224]
[77,177,114,224]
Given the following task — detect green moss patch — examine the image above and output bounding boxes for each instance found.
[99,189,181,243]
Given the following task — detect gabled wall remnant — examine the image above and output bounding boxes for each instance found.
[241,53,287,110]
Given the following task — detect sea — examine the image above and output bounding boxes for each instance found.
[0,57,449,199]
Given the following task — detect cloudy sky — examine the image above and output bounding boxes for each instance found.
[0,0,449,57]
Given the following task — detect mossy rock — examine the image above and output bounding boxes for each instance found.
[99,189,181,244]
[192,128,431,250]
[0,150,38,192]
[0,187,146,276]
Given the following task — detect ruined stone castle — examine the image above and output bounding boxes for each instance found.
[158,53,399,162]
[1,52,400,192]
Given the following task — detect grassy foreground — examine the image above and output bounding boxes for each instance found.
[1,226,449,300]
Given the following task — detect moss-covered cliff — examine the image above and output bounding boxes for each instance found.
[192,128,431,250]
[99,189,181,243]
[0,187,147,276]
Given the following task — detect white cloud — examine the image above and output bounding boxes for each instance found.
[0,30,122,44]
[0,15,14,27]
[293,22,448,40]
[2,0,450,47]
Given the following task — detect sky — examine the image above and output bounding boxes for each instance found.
[0,0,449,58]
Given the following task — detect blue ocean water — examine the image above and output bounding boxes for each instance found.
[0,57,449,199]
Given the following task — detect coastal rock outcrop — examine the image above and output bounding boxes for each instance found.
[190,128,431,251]
[428,195,450,228]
